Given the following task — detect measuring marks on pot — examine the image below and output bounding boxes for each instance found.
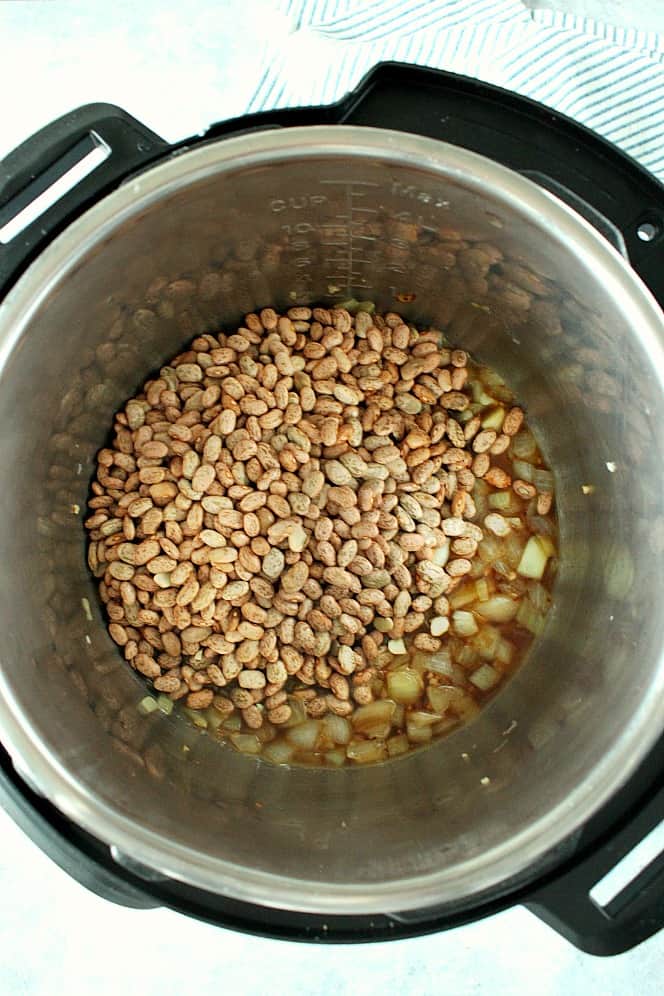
[272,178,427,299]
[318,179,380,294]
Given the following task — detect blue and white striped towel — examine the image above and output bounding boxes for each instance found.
[248,0,664,181]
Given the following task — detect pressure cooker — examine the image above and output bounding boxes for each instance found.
[0,64,662,955]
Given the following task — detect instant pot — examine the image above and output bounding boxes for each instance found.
[0,64,663,955]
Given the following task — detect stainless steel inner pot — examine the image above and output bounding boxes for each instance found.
[0,126,663,915]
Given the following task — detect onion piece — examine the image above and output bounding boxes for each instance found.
[387,668,423,705]
[283,697,307,727]
[512,459,535,482]
[427,684,464,715]
[516,599,547,635]
[470,663,501,691]
[433,717,459,736]
[481,405,505,430]
[450,582,479,609]
[455,643,480,669]
[474,578,492,602]
[322,714,352,745]
[346,740,387,764]
[473,624,502,660]
[184,707,208,729]
[478,534,503,563]
[352,699,396,738]
[504,531,527,568]
[262,741,294,765]
[406,725,433,745]
[528,581,552,613]
[511,429,537,459]
[517,535,552,579]
[453,610,479,637]
[138,696,158,716]
[495,637,515,667]
[222,714,242,732]
[156,694,174,715]
[230,733,262,754]
[386,734,410,757]
[325,748,347,767]
[205,709,224,731]
[454,696,480,721]
[286,720,321,751]
[475,595,519,623]
[488,491,516,512]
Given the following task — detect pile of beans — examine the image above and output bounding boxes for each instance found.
[85,306,557,766]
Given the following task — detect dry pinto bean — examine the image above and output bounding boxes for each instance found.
[87,305,557,768]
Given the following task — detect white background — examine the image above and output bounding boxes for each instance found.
[0,2,662,993]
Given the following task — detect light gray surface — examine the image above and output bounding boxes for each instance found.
[0,1,662,992]
[524,0,664,31]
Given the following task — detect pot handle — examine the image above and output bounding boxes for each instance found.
[519,171,628,258]
[0,104,167,291]
[526,782,664,956]
[0,747,159,910]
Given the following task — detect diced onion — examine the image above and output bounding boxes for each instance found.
[157,694,174,715]
[495,637,515,667]
[473,624,502,660]
[475,595,519,623]
[286,720,321,751]
[352,700,396,737]
[283,697,307,727]
[453,610,479,637]
[454,696,480,721]
[138,696,158,715]
[427,684,464,714]
[322,714,352,745]
[406,725,433,744]
[478,535,503,563]
[205,709,224,731]
[346,740,387,764]
[230,733,262,755]
[517,535,551,579]
[481,406,505,430]
[386,734,410,757]
[222,714,242,732]
[408,710,440,728]
[470,663,500,691]
[474,578,492,602]
[387,668,423,705]
[528,581,552,613]
[450,583,479,609]
[184,707,208,729]
[388,638,407,655]
[455,643,480,669]
[516,599,547,635]
[262,741,294,765]
[325,748,347,767]
[488,491,516,511]
[433,717,459,736]
[512,459,535,482]
[511,430,537,459]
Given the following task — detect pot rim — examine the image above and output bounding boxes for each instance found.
[1,125,663,914]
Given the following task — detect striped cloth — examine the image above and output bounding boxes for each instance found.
[248,0,664,181]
